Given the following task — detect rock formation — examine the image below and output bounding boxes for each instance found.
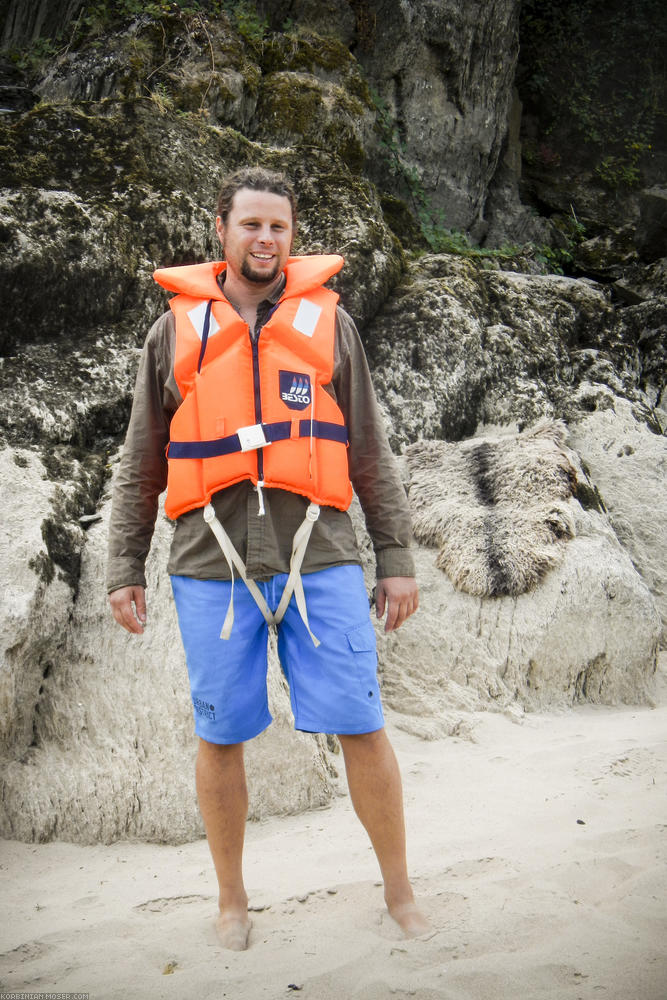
[0,0,664,843]
[1,454,335,843]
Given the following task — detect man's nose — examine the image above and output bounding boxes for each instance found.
[257,225,274,243]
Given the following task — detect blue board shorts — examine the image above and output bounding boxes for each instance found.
[170,564,385,744]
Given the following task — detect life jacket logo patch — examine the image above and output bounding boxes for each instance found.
[280,370,312,410]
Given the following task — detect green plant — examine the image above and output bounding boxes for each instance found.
[528,244,572,275]
[221,1,267,49]
[9,34,61,72]
[80,0,196,33]
[149,81,174,114]
[519,0,666,189]
[594,139,652,189]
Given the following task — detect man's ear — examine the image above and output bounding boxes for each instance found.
[215,216,225,250]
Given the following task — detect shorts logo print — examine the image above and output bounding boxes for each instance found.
[193,696,216,720]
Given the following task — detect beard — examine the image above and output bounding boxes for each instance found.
[241,255,281,284]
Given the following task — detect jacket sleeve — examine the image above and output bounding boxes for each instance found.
[332,307,416,580]
[106,312,177,592]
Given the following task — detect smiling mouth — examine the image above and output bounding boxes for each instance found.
[250,252,274,261]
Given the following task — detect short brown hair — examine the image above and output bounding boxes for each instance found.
[216,166,298,227]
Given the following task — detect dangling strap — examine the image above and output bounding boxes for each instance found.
[203,504,274,639]
[202,502,321,646]
[273,503,321,647]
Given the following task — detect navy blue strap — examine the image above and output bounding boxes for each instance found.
[168,420,348,459]
[196,300,213,374]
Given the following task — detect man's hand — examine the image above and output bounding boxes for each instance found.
[375,577,419,633]
[109,585,147,634]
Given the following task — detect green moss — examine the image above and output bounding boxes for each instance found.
[256,72,366,170]
[263,29,355,75]
[0,102,248,198]
[240,59,262,95]
[261,25,373,112]
[168,74,238,115]
[379,195,423,249]
[259,73,322,135]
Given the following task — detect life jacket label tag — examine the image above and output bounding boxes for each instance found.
[292,298,321,338]
[187,300,220,341]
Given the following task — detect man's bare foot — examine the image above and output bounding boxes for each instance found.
[215,910,252,950]
[387,900,432,938]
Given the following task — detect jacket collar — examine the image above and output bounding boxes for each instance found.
[153,254,344,301]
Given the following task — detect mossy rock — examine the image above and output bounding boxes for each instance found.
[30,10,260,124]
[252,70,368,171]
[574,228,638,279]
[261,27,372,105]
[379,193,424,250]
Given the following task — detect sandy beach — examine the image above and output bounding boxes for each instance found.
[2,655,666,1000]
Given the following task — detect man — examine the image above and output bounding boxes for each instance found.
[108,166,429,949]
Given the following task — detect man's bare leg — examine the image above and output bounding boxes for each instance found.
[338,728,431,937]
[196,738,252,950]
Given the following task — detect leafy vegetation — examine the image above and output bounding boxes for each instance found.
[518,0,666,189]
[8,0,268,68]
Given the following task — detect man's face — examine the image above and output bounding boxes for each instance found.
[216,187,293,286]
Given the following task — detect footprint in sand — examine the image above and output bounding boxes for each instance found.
[0,939,52,964]
[445,856,518,880]
[133,894,212,913]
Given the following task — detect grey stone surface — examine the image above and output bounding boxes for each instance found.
[0,448,73,755]
[0,461,336,844]
[372,479,660,740]
[364,254,663,450]
[352,0,520,234]
[569,397,667,646]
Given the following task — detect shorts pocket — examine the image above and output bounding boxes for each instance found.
[345,620,377,654]
[344,621,381,712]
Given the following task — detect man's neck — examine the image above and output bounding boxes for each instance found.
[222,269,284,333]
[223,270,283,315]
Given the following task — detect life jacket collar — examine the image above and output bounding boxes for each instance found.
[153,255,344,302]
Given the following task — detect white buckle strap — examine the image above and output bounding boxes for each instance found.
[237,423,270,451]
[203,501,321,647]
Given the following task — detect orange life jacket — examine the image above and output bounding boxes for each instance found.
[153,255,353,520]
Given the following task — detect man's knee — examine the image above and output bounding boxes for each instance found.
[337,727,387,752]
[198,737,245,760]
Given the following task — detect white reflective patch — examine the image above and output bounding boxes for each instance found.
[292,298,322,338]
[187,300,220,341]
